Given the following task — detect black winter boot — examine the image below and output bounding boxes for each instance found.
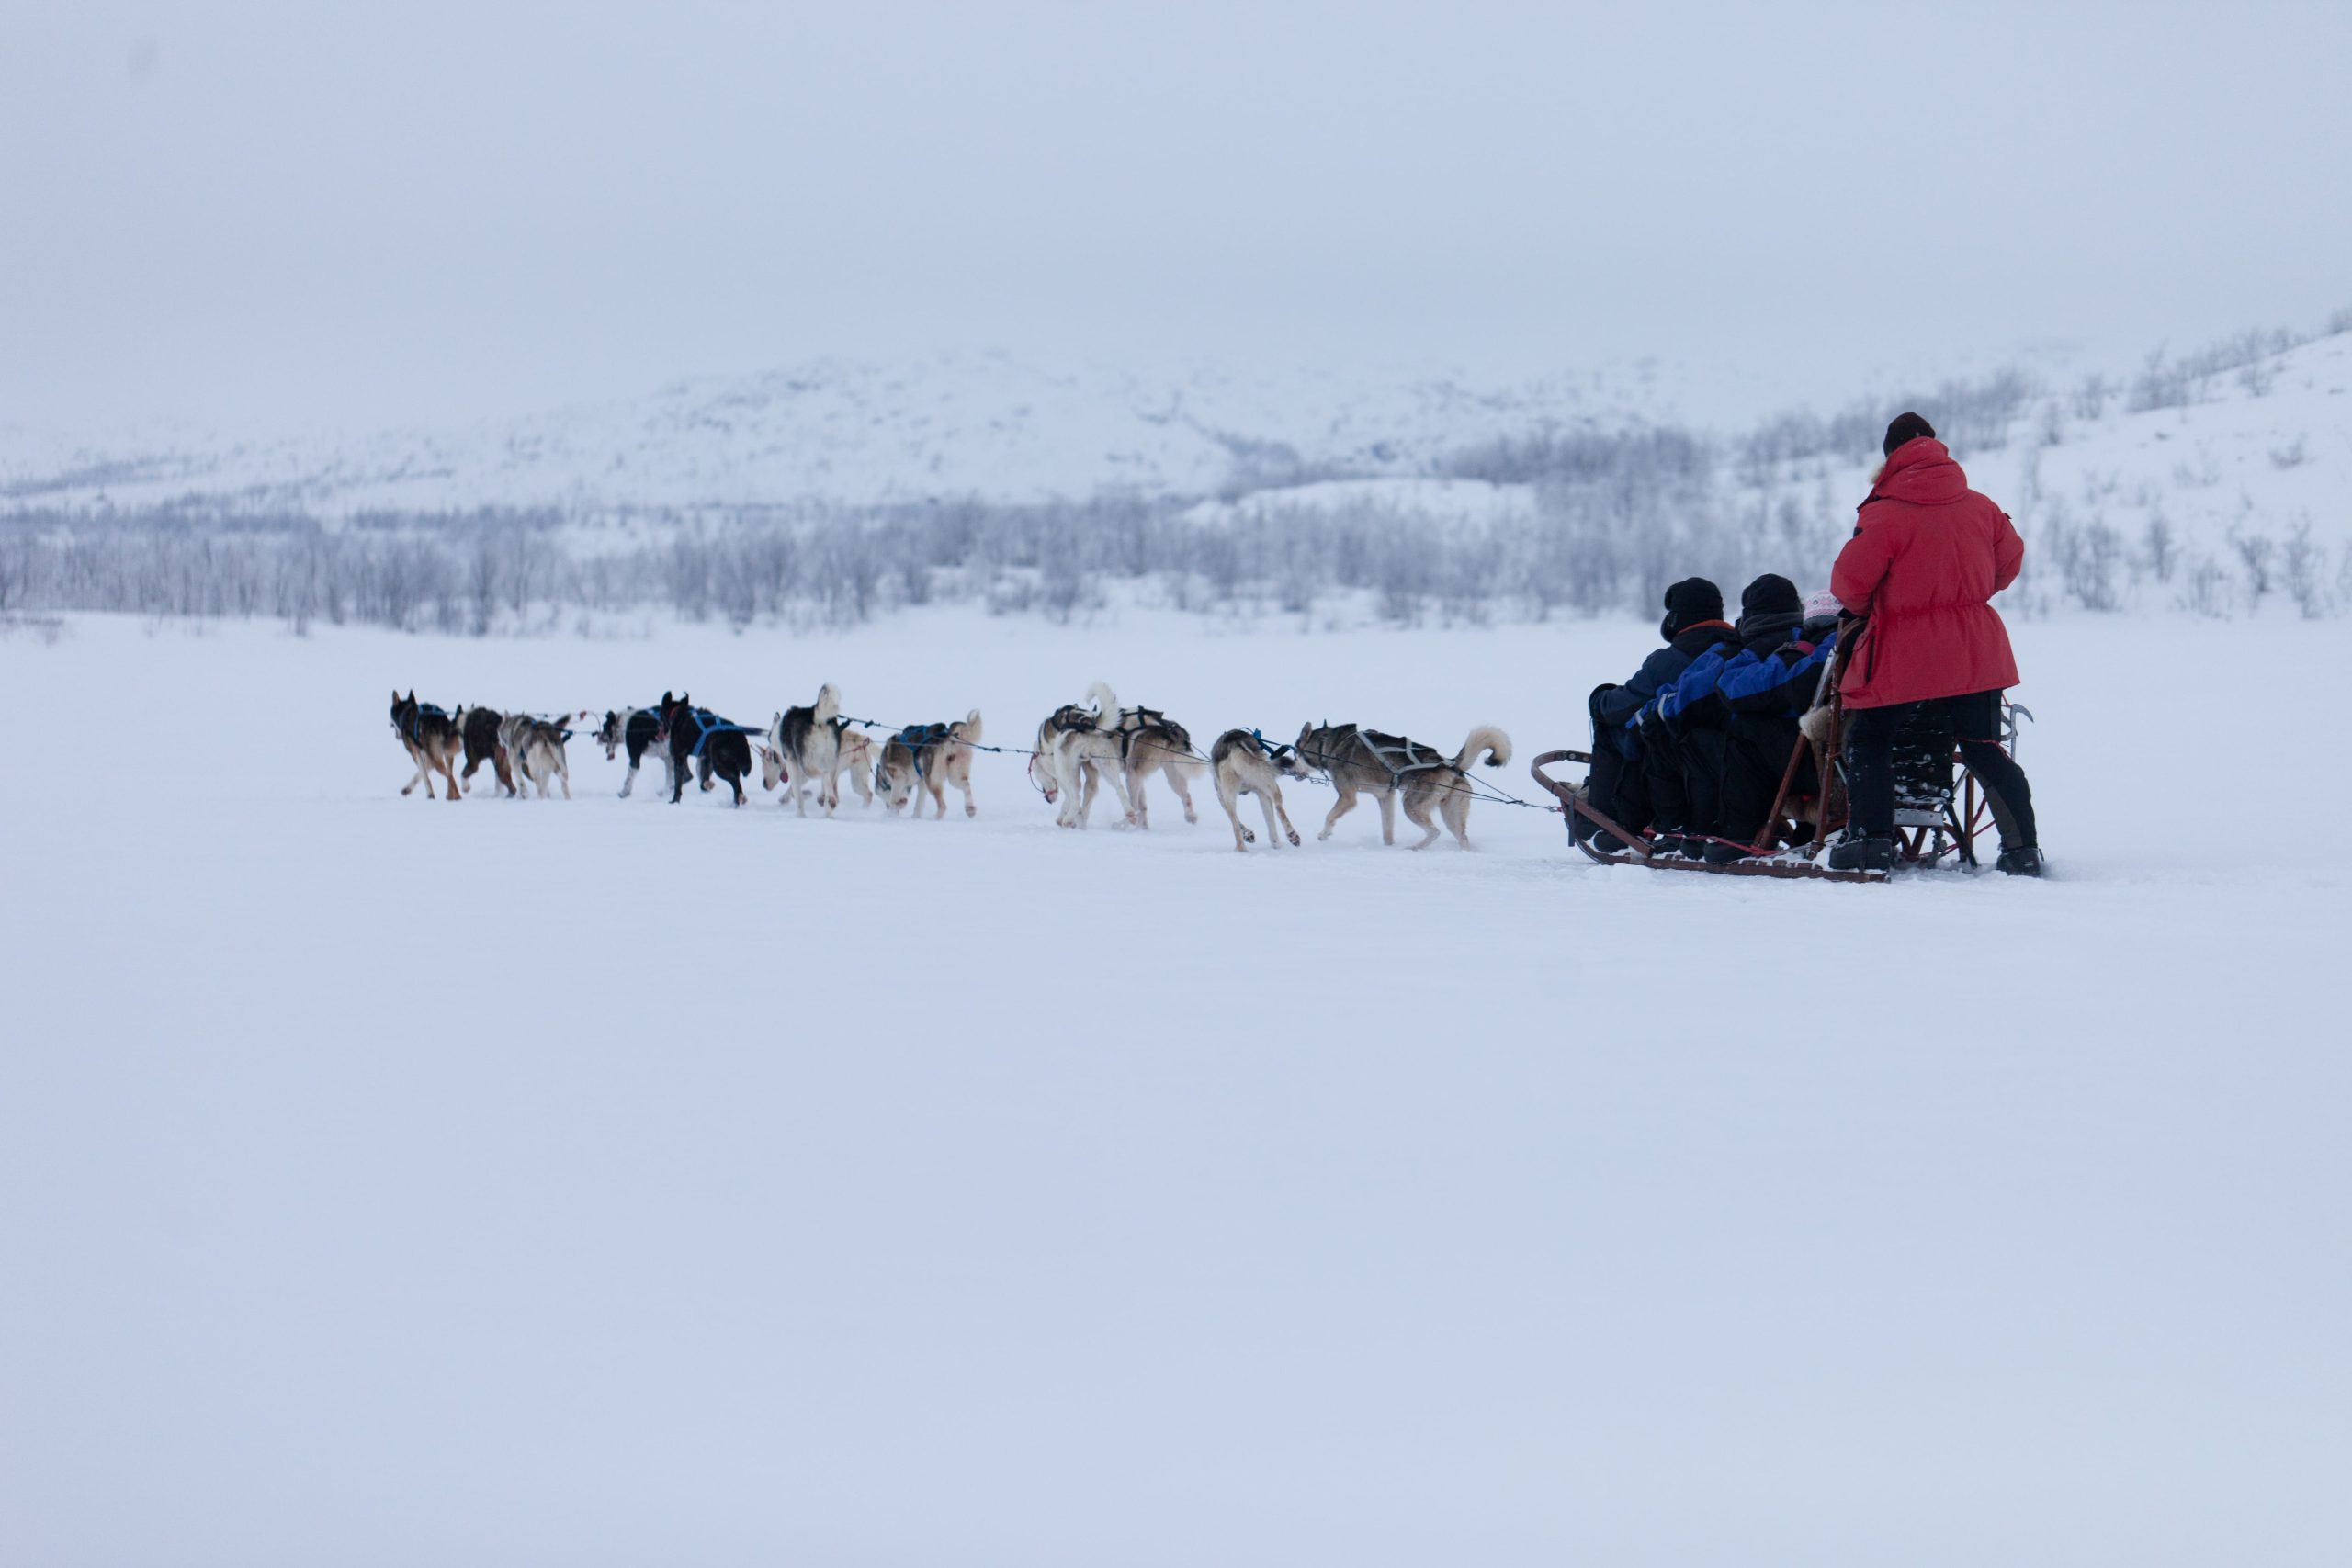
[1996,844,2043,877]
[1827,834,1896,873]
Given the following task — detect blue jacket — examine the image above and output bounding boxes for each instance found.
[1719,628,1838,716]
[1658,645,1733,727]
[1599,622,1738,736]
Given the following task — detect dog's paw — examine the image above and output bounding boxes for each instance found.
[1286,830,1301,846]
[1241,827,1257,842]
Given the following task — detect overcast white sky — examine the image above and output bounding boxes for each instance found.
[4,0,2346,433]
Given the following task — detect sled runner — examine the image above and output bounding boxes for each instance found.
[1530,637,2030,884]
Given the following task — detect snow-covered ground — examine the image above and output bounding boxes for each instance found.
[5,609,2346,1565]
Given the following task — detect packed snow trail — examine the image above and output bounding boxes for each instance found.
[2,610,2346,1567]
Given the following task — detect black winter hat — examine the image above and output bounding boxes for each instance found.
[1739,573,1802,619]
[1883,411,1937,456]
[1659,576,1724,639]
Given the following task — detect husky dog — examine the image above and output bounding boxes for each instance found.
[1210,728,1313,852]
[389,691,464,801]
[876,710,982,818]
[1110,703,1205,829]
[1031,682,1136,829]
[1295,721,1513,849]
[758,682,846,817]
[594,705,677,799]
[453,705,519,797]
[654,692,754,807]
[831,727,877,807]
[497,712,577,799]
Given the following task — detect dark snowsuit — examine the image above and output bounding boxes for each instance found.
[1634,622,1739,836]
[1716,620,1839,848]
[1642,575,1804,843]
[1581,578,1728,839]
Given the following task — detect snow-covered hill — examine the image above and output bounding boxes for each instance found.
[0,353,1674,515]
[4,324,2345,626]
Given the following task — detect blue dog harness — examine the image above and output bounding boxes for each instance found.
[681,707,759,760]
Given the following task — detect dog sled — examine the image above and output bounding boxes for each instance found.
[1528,638,2030,884]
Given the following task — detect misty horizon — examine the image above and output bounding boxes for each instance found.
[7,1,2348,434]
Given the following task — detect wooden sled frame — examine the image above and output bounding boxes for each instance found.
[1528,749,1892,884]
[1529,632,2030,884]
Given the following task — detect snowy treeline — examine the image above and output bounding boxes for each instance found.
[6,316,2346,632]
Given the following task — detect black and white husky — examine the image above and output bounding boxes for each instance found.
[594,705,674,799]
[758,682,849,817]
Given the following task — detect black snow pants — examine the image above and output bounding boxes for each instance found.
[1843,689,2036,850]
[1584,685,1650,835]
[1721,713,1813,848]
[1643,723,1728,838]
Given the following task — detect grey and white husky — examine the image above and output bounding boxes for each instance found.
[1210,728,1314,852]
[1035,681,1204,829]
[497,712,578,799]
[1032,682,1136,829]
[1294,721,1512,849]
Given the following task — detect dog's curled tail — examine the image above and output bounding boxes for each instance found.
[1453,725,1513,771]
[957,707,983,745]
[814,683,842,724]
[1083,681,1118,723]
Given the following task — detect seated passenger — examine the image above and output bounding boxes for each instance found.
[1636,574,1802,856]
[1580,578,1730,852]
[1704,590,1842,863]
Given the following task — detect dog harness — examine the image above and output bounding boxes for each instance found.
[678,707,759,760]
[1299,722,1447,786]
[889,722,956,783]
[394,701,451,746]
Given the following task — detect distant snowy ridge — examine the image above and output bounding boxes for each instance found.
[3,317,2347,628]
[0,353,1669,516]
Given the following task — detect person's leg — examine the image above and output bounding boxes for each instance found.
[1841,702,1909,840]
[1946,690,2038,853]
[1719,714,1801,848]
[1583,688,1648,841]
[1643,728,1691,841]
[1682,726,1730,841]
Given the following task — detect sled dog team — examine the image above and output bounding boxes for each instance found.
[391,682,1515,852]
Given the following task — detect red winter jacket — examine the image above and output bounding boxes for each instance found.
[1831,437,2023,708]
